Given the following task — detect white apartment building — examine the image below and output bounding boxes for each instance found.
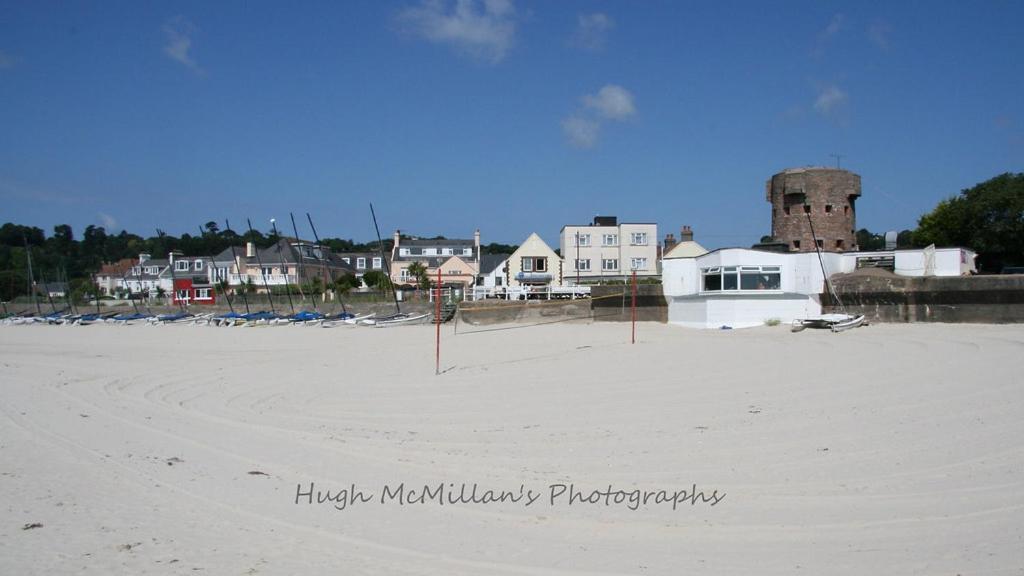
[560,216,658,284]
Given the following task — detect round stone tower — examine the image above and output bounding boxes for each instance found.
[766,167,861,252]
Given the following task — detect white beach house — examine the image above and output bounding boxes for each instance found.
[662,246,977,329]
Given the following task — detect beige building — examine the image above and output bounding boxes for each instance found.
[390,230,481,288]
[560,216,658,283]
[506,233,563,288]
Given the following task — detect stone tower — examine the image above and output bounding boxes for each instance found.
[766,167,861,252]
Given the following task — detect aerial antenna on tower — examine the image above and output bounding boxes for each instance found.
[829,153,845,169]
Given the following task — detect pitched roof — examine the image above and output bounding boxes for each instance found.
[478,254,508,275]
[663,240,709,259]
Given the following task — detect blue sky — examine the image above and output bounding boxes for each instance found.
[1,1,1022,249]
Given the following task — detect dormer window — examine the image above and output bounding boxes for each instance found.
[194,260,203,270]
[175,260,189,271]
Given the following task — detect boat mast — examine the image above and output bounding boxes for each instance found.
[23,234,42,315]
[200,225,234,314]
[306,213,347,315]
[225,220,250,315]
[370,203,401,315]
[270,219,295,315]
[289,213,315,311]
[804,202,846,313]
[246,218,277,315]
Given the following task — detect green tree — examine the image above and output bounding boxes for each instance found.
[361,270,391,292]
[913,172,1024,271]
[333,273,360,294]
[406,262,431,289]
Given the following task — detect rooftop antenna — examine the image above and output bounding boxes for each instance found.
[829,153,845,169]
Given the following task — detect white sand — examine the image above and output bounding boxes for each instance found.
[2,321,1023,574]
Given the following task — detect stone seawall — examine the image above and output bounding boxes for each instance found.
[828,272,1024,323]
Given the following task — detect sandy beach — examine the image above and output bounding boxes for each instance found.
[2,320,1023,574]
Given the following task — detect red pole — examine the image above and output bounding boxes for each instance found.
[435,267,442,375]
[631,270,637,344]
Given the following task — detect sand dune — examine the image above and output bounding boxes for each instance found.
[2,321,1023,574]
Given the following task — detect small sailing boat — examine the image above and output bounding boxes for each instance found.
[792,201,865,333]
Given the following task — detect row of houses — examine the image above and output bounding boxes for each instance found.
[95,216,663,303]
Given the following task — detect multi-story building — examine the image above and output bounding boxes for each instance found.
[389,229,481,288]
[223,239,355,293]
[559,216,659,283]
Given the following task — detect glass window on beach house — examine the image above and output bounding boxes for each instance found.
[175,289,189,301]
[602,259,618,271]
[602,234,618,246]
[372,257,382,269]
[630,232,648,246]
[630,257,648,270]
[702,266,781,292]
[261,267,273,277]
[175,260,189,271]
[463,248,473,256]
[195,288,211,300]
[575,233,591,247]
[356,258,366,269]
[575,259,591,271]
[194,260,203,271]
[521,257,533,272]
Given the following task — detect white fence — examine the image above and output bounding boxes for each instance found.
[470,286,591,301]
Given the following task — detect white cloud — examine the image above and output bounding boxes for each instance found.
[814,85,847,115]
[0,50,15,69]
[812,13,844,57]
[571,12,614,51]
[397,0,517,64]
[821,14,844,40]
[561,116,601,149]
[868,20,890,50]
[98,213,118,230]
[162,16,202,72]
[582,84,636,121]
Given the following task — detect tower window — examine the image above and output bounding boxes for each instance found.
[844,205,850,215]
[825,204,833,213]
[803,205,812,214]
[793,240,801,249]
[836,239,845,249]
[784,206,791,216]
[816,239,824,248]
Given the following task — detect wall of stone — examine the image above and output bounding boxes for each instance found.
[827,272,1024,323]
[767,167,861,253]
[590,285,668,322]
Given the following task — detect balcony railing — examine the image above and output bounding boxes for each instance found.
[228,274,297,286]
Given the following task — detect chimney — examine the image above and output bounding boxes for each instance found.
[139,253,151,265]
[393,229,401,249]
[664,233,677,252]
[680,226,694,242]
[246,242,256,258]
[474,228,481,261]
